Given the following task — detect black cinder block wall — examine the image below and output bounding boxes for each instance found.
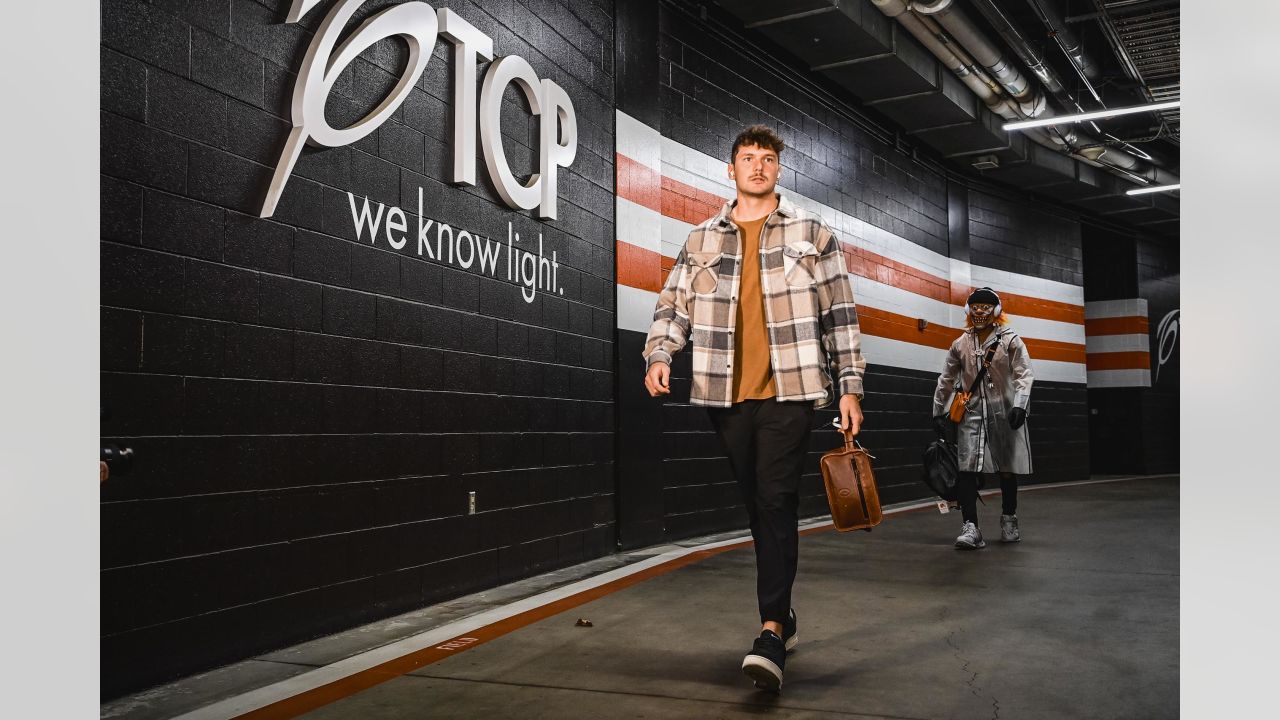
[1137,238,1179,473]
[1082,226,1179,475]
[100,0,616,698]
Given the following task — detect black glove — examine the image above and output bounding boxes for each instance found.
[1008,407,1027,429]
[932,414,950,438]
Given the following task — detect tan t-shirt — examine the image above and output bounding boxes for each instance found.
[731,215,777,402]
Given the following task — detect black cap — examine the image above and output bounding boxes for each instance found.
[967,287,1000,306]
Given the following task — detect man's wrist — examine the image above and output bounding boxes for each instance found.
[646,348,672,366]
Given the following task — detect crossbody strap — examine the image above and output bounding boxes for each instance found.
[965,339,1000,394]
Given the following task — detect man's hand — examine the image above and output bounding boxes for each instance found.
[644,362,671,397]
[838,394,863,435]
[932,414,950,438]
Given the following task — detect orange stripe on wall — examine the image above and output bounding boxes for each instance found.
[661,175,726,226]
[622,245,1089,363]
[846,246,952,304]
[615,154,662,214]
[613,152,1087,329]
[1085,316,1150,336]
[857,306,1087,363]
[1023,337,1087,364]
[1086,351,1151,371]
[617,242,664,294]
[856,306,956,350]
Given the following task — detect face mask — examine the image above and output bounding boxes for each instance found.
[970,304,995,328]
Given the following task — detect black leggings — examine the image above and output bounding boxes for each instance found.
[956,472,1020,525]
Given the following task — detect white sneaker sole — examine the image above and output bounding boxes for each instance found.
[954,539,986,549]
[742,655,783,692]
[784,632,798,652]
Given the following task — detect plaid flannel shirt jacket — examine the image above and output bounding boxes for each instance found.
[643,195,866,408]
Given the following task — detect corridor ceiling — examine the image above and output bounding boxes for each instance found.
[712,0,1181,238]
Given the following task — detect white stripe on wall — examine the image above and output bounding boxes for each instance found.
[1030,358,1088,384]
[617,197,663,255]
[616,111,662,173]
[659,214,693,261]
[618,284,659,334]
[967,262,1085,307]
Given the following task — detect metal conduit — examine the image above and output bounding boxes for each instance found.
[912,0,1046,117]
[869,0,1179,188]
[1024,0,1104,103]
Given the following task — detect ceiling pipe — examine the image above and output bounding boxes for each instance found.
[967,0,1074,106]
[869,0,1178,189]
[868,0,1018,120]
[912,0,1046,118]
[1023,0,1104,103]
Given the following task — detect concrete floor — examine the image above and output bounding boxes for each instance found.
[105,476,1179,720]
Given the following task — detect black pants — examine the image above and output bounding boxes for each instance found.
[708,399,815,625]
[956,472,1021,525]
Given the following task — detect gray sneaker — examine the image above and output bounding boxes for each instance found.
[1000,514,1020,543]
[954,521,986,550]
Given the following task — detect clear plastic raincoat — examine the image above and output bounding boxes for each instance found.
[932,327,1035,474]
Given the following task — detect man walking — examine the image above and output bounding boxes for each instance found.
[642,125,867,692]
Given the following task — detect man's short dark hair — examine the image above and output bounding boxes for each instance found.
[731,125,785,162]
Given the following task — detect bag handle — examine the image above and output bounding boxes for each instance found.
[830,419,875,456]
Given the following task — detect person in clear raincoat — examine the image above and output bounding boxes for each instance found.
[931,287,1034,549]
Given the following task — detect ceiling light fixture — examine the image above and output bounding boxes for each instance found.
[1126,183,1180,196]
[1003,101,1181,132]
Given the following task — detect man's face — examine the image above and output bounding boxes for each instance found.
[970,303,996,328]
[729,144,780,198]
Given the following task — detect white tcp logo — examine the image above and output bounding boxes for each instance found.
[261,0,577,221]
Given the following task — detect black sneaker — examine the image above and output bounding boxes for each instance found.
[782,608,798,653]
[742,630,786,692]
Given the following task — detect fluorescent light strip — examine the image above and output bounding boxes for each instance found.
[1126,183,1180,196]
[1003,100,1181,131]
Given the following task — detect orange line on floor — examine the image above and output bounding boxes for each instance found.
[233,543,754,719]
